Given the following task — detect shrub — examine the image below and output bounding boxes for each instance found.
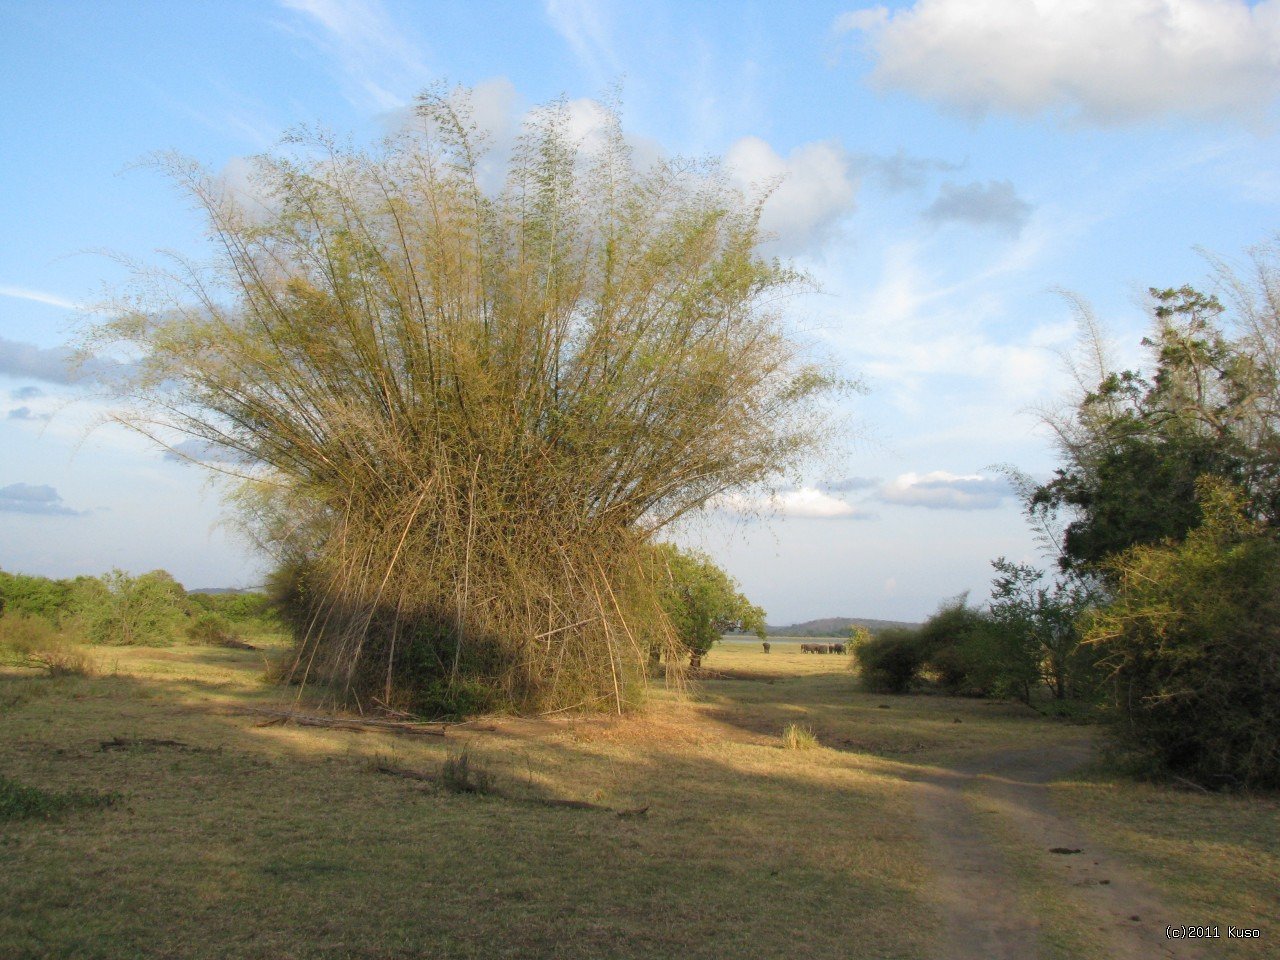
[0,571,74,625]
[74,570,188,646]
[187,610,235,645]
[1089,480,1280,788]
[853,627,926,694]
[0,613,93,677]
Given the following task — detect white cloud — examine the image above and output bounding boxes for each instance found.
[715,486,870,519]
[726,137,859,255]
[838,0,1280,125]
[877,471,1011,510]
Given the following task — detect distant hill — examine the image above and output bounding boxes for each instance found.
[187,587,265,595]
[761,617,921,638]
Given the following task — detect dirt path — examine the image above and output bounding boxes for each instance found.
[907,736,1203,960]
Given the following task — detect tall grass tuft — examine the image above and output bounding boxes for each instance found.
[440,750,495,795]
[782,722,819,750]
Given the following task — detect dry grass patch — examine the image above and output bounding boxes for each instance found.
[1,637,935,960]
[3,635,1274,959]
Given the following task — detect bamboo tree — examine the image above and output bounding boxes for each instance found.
[88,88,843,715]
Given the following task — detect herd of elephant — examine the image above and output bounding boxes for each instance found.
[760,641,847,654]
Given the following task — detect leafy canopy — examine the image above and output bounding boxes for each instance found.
[651,543,765,663]
[1031,282,1280,575]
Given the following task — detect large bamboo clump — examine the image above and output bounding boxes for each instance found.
[91,90,842,715]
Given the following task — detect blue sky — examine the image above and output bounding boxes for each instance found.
[2,0,1278,623]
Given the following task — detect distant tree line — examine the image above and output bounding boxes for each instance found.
[854,238,1280,789]
[0,568,274,656]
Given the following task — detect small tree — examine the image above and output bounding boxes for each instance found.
[651,544,765,668]
[1031,284,1280,577]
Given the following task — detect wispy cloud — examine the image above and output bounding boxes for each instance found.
[0,483,84,516]
[0,285,78,310]
[822,476,879,493]
[7,405,51,422]
[545,0,622,84]
[277,0,432,111]
[837,0,1280,126]
[856,150,962,193]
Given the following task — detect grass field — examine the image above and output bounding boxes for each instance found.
[1,635,1275,959]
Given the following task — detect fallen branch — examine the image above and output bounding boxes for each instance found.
[217,636,260,651]
[1173,775,1212,794]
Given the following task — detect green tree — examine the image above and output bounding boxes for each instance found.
[1031,285,1276,576]
[982,560,1096,702]
[74,569,189,646]
[847,624,872,647]
[651,543,765,668]
[852,626,924,694]
[86,88,843,714]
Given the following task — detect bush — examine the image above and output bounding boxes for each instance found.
[0,613,93,677]
[916,599,988,694]
[853,627,926,694]
[186,610,236,645]
[188,591,274,625]
[1089,480,1280,788]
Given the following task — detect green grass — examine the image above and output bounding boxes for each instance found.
[0,634,1274,959]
